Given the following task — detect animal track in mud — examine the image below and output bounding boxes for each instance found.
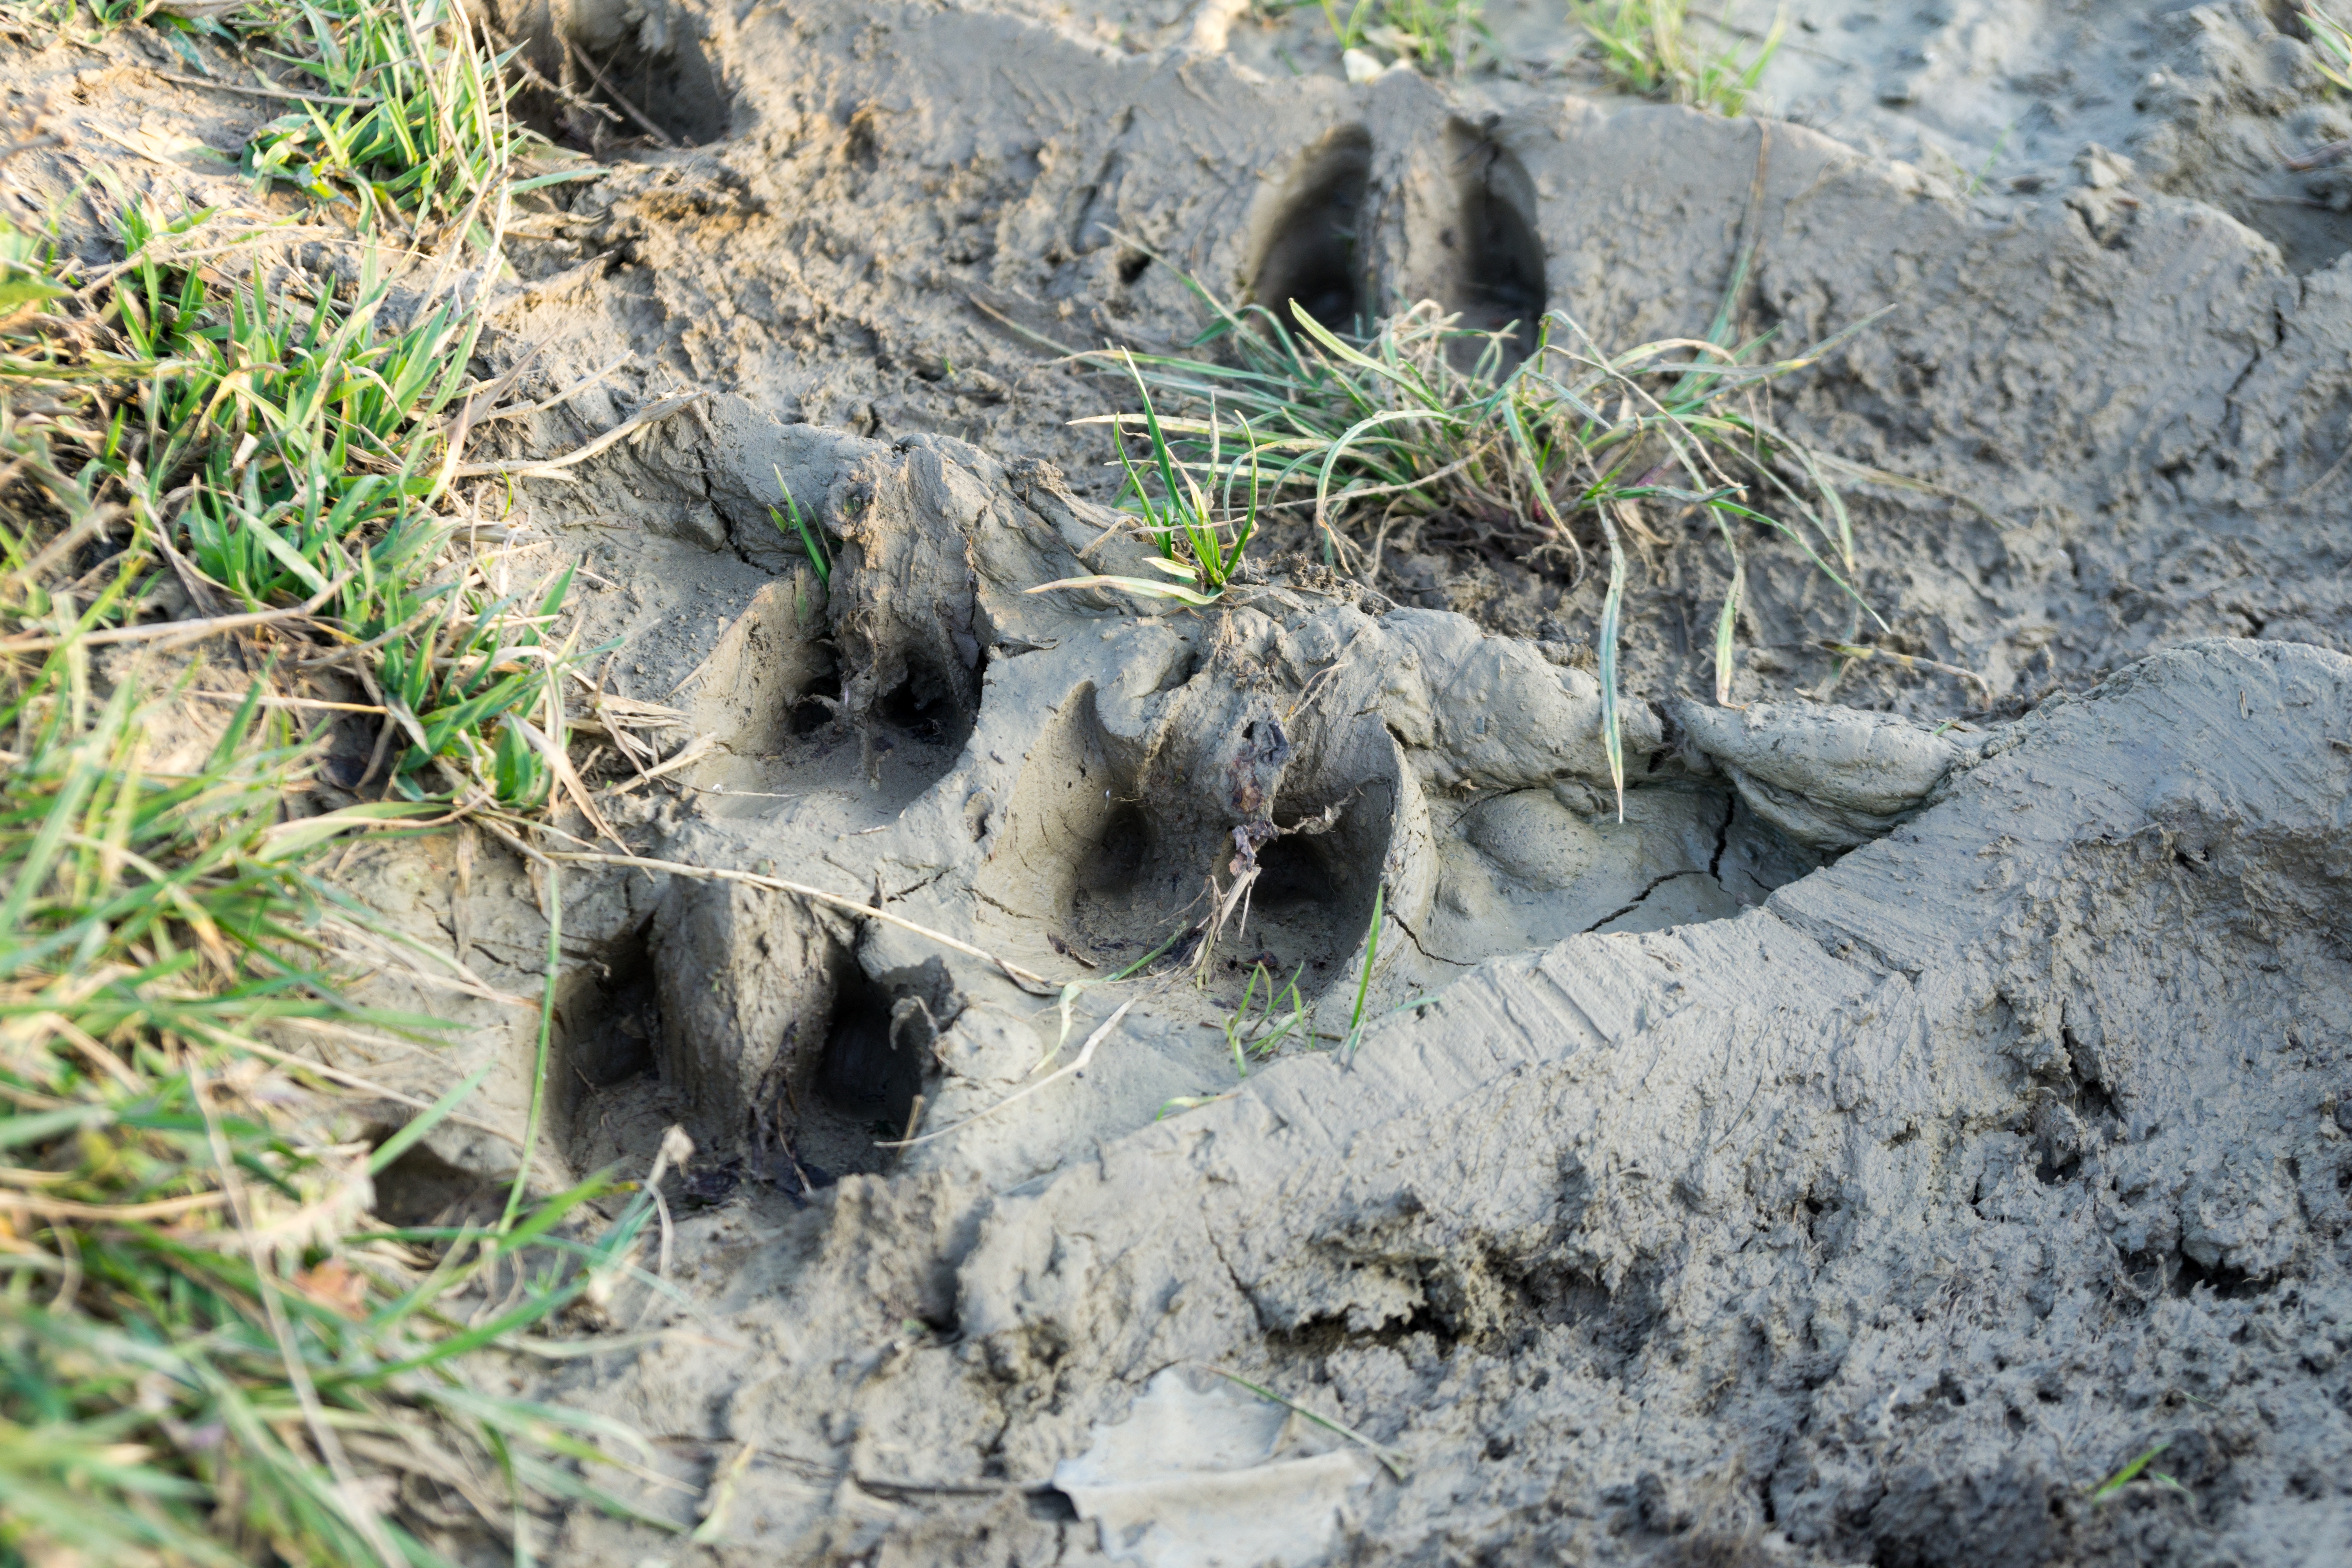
[1425,785,1824,961]
[511,4,734,149]
[799,956,962,1176]
[806,961,941,1149]
[563,926,662,1102]
[323,7,2352,1555]
[1079,799,1151,900]
[1233,787,1395,983]
[789,663,843,736]
[873,657,973,750]
[1441,121,1547,365]
[553,919,677,1183]
[1251,120,1545,358]
[564,893,962,1189]
[657,558,971,815]
[973,682,1395,996]
[1252,125,1374,331]
[376,919,670,1225]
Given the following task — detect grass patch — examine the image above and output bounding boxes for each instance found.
[238,0,603,235]
[1033,269,1888,812]
[1312,0,1491,74]
[0,4,674,1562]
[2,0,599,239]
[0,493,667,1561]
[5,191,583,811]
[0,672,673,1564]
[0,0,165,34]
[1030,351,1264,607]
[1572,0,1786,116]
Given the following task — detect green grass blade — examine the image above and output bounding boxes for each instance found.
[367,1061,494,1176]
[1342,882,1384,1060]
[1710,504,1746,707]
[1597,509,1628,820]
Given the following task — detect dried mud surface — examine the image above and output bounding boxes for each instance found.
[11,3,2352,1564]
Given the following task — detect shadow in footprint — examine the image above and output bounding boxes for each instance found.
[874,659,971,750]
[502,4,734,150]
[1252,125,1375,333]
[1230,799,1390,991]
[974,685,1396,1004]
[1444,122,1546,367]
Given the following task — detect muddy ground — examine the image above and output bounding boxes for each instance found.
[10,1,2352,1564]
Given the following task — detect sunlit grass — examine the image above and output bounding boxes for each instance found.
[0,670,673,1566]
[1314,0,1491,74]
[1037,268,1887,811]
[5,194,583,810]
[0,3,669,1561]
[1572,0,1786,116]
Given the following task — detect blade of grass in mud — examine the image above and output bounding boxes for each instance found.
[886,998,1140,1150]
[367,1059,494,1175]
[1343,884,1384,1060]
[10,190,584,810]
[1225,962,1265,1077]
[1711,506,1746,707]
[1197,1364,1411,1479]
[1597,514,1628,818]
[1043,920,1197,1067]
[503,865,559,1228]
[2306,7,2352,92]
[2089,1441,2182,1503]
[771,466,830,584]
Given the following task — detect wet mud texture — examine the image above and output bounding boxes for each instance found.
[13,3,2352,1565]
[448,0,2352,710]
[547,624,2352,1568]
[372,5,2352,1564]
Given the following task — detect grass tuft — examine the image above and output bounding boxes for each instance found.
[4,192,583,811]
[236,0,606,234]
[1040,270,1889,813]
[0,3,670,1561]
[1222,958,1309,1076]
[1031,350,1264,608]
[1572,0,1785,117]
[0,660,675,1566]
[1313,0,1491,75]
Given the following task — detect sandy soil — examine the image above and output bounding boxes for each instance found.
[11,2,2352,1564]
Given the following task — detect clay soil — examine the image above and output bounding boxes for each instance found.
[11,2,2352,1564]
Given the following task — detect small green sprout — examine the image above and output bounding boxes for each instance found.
[2090,1441,2191,1503]
[1029,350,1263,608]
[1343,883,1385,1059]
[771,466,832,584]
